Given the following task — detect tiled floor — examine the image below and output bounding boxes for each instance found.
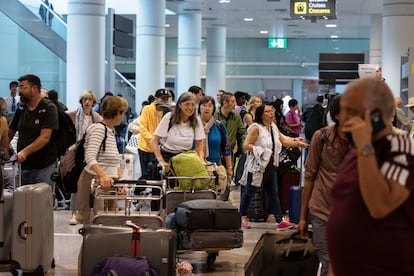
[47,188,284,275]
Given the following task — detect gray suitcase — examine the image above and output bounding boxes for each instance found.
[0,189,13,261]
[92,214,163,229]
[11,183,54,273]
[79,224,176,276]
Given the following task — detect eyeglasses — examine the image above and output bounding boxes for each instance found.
[18,85,32,90]
[181,102,195,108]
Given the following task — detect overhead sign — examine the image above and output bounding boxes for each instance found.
[268,38,287,49]
[358,64,379,79]
[290,0,336,19]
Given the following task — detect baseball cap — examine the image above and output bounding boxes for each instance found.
[155,89,169,98]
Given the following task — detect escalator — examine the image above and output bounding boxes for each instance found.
[0,0,66,61]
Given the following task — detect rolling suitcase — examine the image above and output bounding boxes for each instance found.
[289,186,312,224]
[11,183,54,273]
[92,215,163,229]
[175,199,241,230]
[79,224,176,276]
[241,185,268,222]
[280,167,301,213]
[163,189,216,216]
[244,231,319,276]
[178,229,244,250]
[0,189,13,261]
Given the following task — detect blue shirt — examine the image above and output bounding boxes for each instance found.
[206,122,231,165]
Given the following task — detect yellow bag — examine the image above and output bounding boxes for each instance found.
[205,163,228,194]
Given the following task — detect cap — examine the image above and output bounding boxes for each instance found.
[316,95,324,103]
[405,97,414,108]
[155,89,169,98]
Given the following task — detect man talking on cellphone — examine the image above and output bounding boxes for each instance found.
[327,77,414,275]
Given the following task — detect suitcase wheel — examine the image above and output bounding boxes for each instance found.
[206,252,218,271]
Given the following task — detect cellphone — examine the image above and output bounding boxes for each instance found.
[370,108,386,135]
[345,108,386,144]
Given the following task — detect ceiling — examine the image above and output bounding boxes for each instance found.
[164,0,383,39]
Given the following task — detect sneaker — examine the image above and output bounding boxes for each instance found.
[69,215,78,225]
[277,221,294,230]
[241,222,251,229]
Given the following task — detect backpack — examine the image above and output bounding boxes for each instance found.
[13,99,76,158]
[304,104,326,140]
[55,105,76,157]
[58,122,107,193]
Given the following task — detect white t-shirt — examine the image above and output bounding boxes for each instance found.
[154,112,205,153]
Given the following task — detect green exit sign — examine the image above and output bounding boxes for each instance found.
[268,38,287,49]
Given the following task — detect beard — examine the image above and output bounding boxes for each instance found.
[19,94,28,104]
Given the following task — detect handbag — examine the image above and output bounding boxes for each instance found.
[125,134,138,155]
[205,162,228,194]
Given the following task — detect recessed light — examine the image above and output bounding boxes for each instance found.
[243,18,254,22]
[219,0,231,3]
[165,24,170,27]
[330,35,338,38]
[260,30,268,34]
[325,24,337,28]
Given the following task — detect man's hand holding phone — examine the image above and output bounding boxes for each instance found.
[343,108,386,149]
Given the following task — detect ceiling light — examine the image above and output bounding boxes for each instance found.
[165,24,170,27]
[219,0,231,3]
[243,18,254,22]
[260,30,268,34]
[330,35,338,38]
[325,24,336,28]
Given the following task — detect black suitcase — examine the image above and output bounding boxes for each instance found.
[175,199,241,230]
[244,231,319,276]
[178,229,244,250]
[241,185,269,222]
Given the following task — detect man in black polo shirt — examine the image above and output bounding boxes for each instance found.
[9,74,58,185]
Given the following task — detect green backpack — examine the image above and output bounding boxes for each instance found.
[169,150,210,190]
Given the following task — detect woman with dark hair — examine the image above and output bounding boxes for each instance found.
[151,92,205,173]
[198,96,232,177]
[273,99,294,137]
[285,98,302,137]
[297,95,351,276]
[239,104,308,230]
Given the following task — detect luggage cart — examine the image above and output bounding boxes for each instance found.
[92,179,166,229]
[163,174,243,271]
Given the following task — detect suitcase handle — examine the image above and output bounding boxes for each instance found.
[17,221,31,240]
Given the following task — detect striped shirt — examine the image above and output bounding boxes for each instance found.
[84,123,120,178]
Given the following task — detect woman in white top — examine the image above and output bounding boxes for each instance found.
[65,90,101,225]
[239,104,308,230]
[152,92,205,173]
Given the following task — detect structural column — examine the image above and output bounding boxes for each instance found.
[176,13,202,96]
[369,15,382,66]
[382,0,414,97]
[136,0,165,112]
[66,0,105,109]
[206,26,226,97]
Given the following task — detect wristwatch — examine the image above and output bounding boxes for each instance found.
[359,144,375,156]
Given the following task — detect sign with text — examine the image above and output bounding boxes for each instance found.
[290,0,336,19]
[268,38,287,49]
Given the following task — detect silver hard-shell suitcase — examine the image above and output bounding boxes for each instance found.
[11,183,54,273]
[79,223,176,276]
[0,189,13,261]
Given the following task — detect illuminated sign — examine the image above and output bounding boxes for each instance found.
[268,38,287,49]
[290,0,336,19]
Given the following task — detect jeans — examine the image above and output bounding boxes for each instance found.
[239,165,283,223]
[312,215,329,276]
[20,162,56,186]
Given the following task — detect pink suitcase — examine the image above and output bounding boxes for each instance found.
[11,183,54,273]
